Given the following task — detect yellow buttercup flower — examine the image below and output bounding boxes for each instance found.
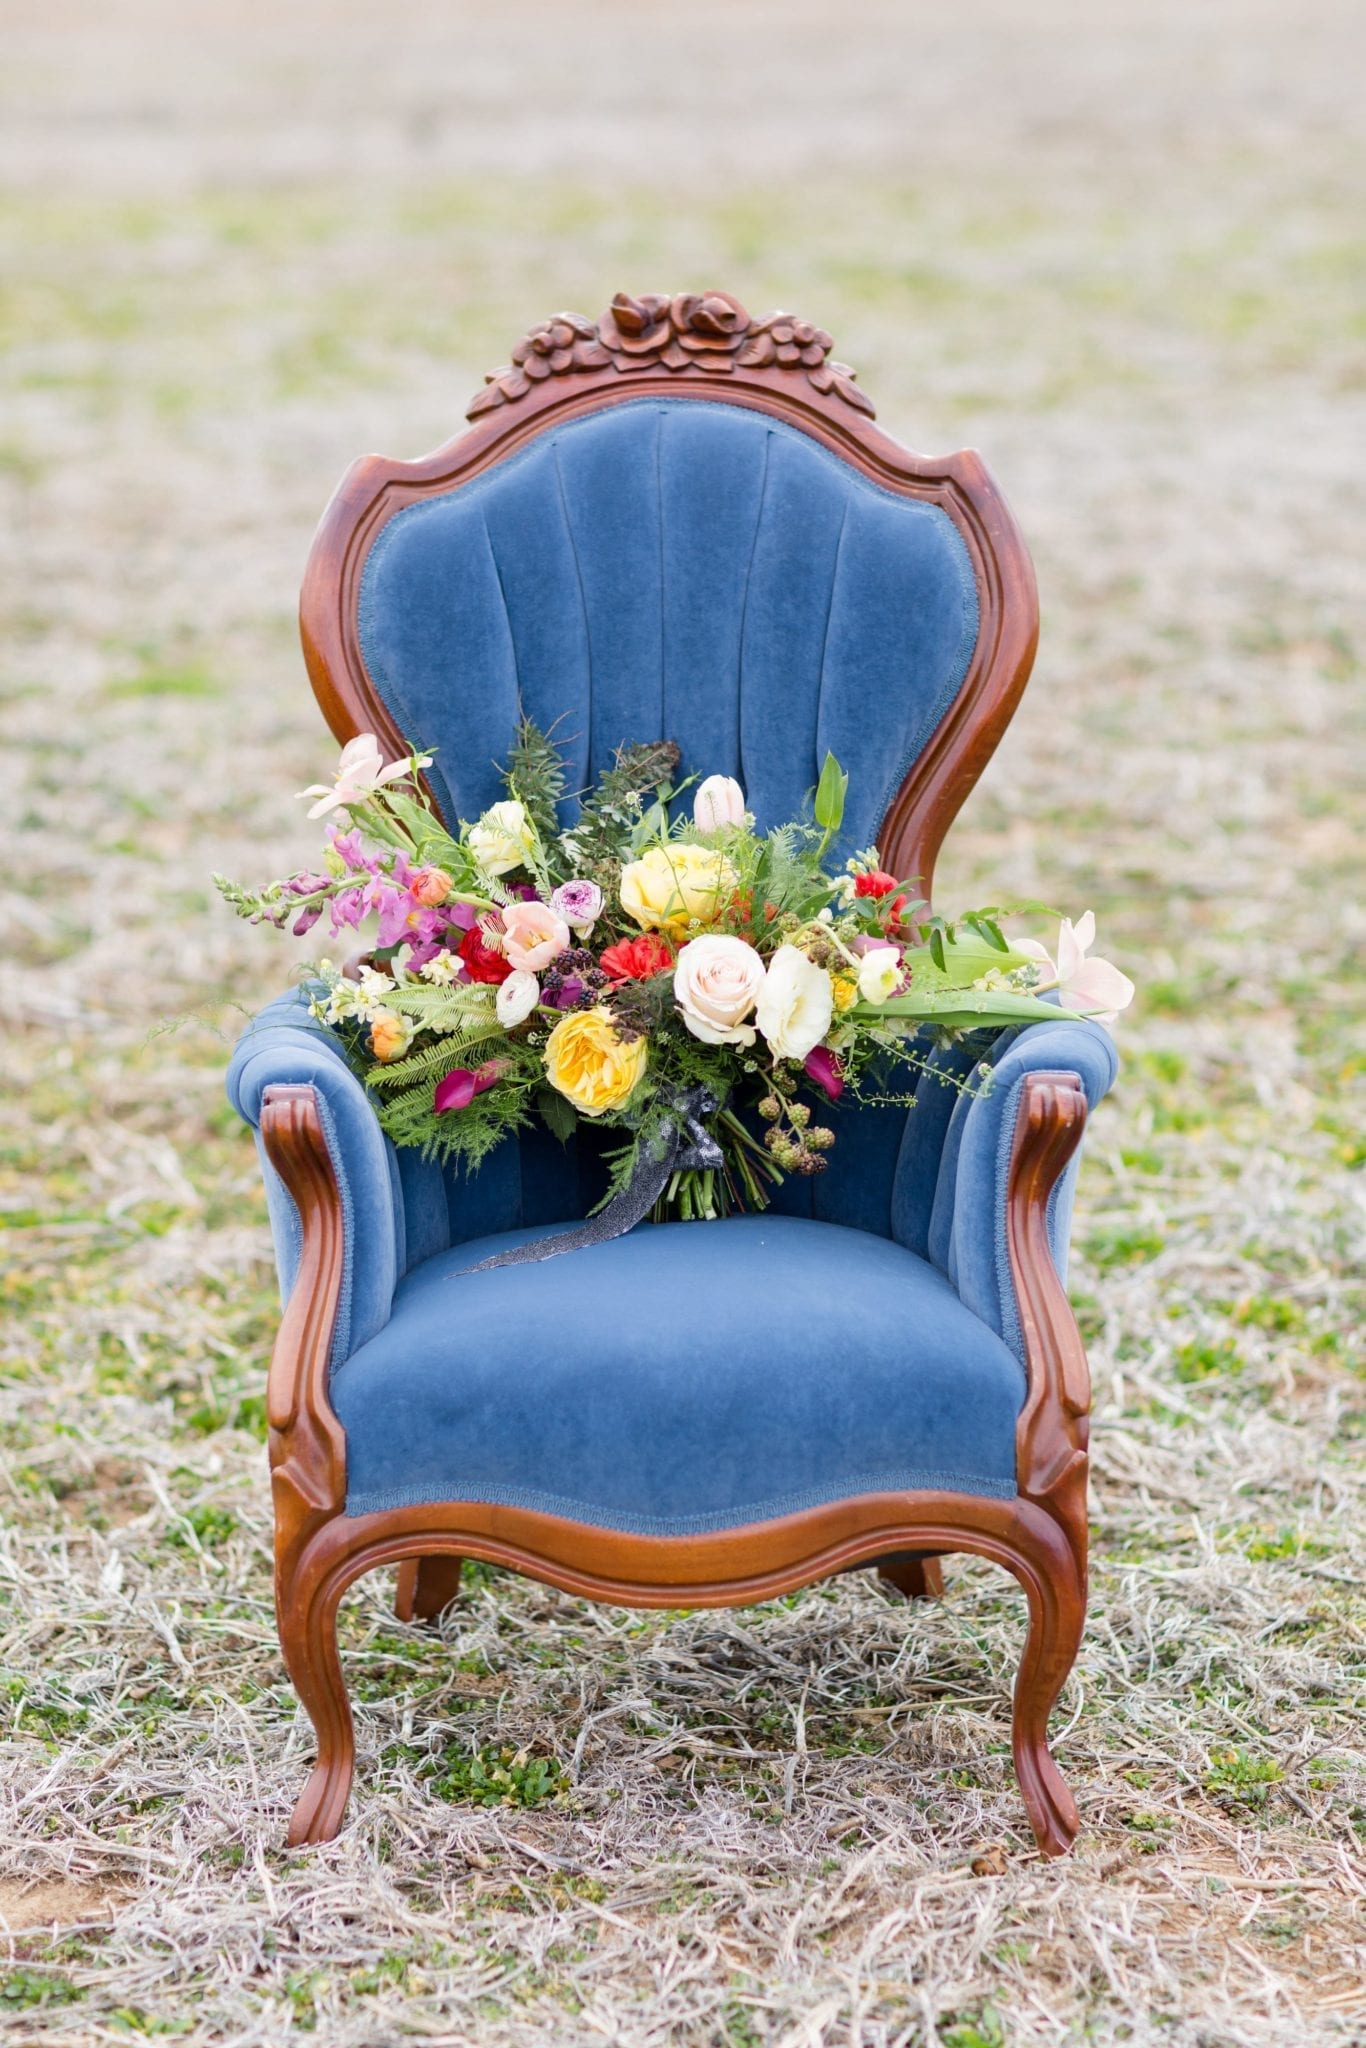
[619,843,736,937]
[832,975,859,1013]
[543,1008,648,1116]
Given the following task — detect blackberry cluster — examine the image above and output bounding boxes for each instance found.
[541,946,610,1012]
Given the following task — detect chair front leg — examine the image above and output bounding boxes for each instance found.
[259,1084,356,1846]
[1003,1070,1092,1854]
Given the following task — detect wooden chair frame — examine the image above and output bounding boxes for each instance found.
[265,292,1090,1856]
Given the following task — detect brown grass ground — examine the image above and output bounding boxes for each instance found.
[0,3,1362,2042]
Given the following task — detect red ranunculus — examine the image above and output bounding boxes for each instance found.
[854,870,900,898]
[457,925,512,984]
[599,933,674,982]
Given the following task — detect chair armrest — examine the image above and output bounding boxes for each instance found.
[929,1018,1118,1361]
[226,988,411,1362]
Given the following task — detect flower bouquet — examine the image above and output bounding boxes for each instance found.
[217,724,1132,1236]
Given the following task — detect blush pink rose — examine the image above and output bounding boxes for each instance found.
[501,899,571,972]
[673,933,765,1046]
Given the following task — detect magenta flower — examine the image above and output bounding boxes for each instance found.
[327,827,380,875]
[433,1062,504,1114]
[803,1046,844,1100]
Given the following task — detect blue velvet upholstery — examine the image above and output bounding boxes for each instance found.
[357,399,979,862]
[229,392,1118,1533]
[332,1216,1024,1530]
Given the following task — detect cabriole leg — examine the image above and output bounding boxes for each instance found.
[1005,1542,1085,1857]
[277,1551,355,1848]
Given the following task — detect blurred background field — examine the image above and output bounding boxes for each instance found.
[1,3,1362,2043]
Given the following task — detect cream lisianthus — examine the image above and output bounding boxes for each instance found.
[856,946,902,1005]
[496,969,541,1027]
[297,734,431,820]
[755,945,834,1061]
[468,799,538,877]
[619,843,736,937]
[673,934,765,1046]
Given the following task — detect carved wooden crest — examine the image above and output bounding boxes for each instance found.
[468,290,876,420]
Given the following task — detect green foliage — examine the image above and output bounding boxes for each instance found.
[0,1968,84,2011]
[367,1022,506,1092]
[504,714,568,844]
[1172,1337,1243,1383]
[813,750,848,834]
[424,1743,567,1809]
[1203,1747,1284,1806]
[941,2006,1008,2048]
[560,736,681,887]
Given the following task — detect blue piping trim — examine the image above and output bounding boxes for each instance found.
[343,1467,1017,1534]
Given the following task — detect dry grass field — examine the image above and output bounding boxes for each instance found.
[1,3,1362,2042]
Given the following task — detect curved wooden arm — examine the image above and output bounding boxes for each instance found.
[261,1085,348,1544]
[1006,1071,1090,1573]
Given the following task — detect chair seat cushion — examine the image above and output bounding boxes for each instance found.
[331,1215,1024,1535]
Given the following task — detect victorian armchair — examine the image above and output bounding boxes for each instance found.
[227,292,1116,1856]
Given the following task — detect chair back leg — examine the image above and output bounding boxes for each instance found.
[395,1555,465,1624]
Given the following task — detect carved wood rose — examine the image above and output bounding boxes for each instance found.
[468,291,875,419]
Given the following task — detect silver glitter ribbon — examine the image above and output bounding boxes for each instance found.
[454,1085,724,1274]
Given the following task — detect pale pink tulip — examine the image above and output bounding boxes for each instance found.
[693,774,746,832]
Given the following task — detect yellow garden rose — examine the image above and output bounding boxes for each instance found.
[543,1008,648,1116]
[618,843,736,937]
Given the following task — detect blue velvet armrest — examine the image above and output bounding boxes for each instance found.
[226,989,448,1363]
[928,1019,1119,1362]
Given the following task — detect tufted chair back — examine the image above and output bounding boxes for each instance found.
[300,294,1038,1262]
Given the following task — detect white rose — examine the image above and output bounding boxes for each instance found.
[693,774,746,832]
[857,946,902,1005]
[755,945,834,1061]
[673,934,766,1046]
[468,799,537,876]
[496,969,541,1028]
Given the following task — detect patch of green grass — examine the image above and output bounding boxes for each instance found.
[941,2006,1007,2048]
[424,1743,567,1810]
[105,663,221,700]
[167,1504,239,1550]
[1084,1225,1165,1270]
[1204,1747,1285,1807]
[0,1967,84,2010]
[1241,1527,1332,1562]
[1232,1293,1307,1333]
[1172,1338,1243,1383]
